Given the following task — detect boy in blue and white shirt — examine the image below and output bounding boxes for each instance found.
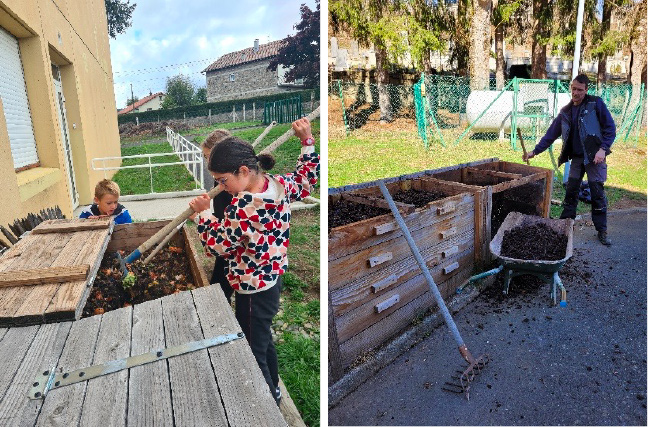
[79,179,132,224]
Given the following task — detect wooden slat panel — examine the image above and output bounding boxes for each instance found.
[329,192,474,261]
[0,265,89,288]
[31,218,111,234]
[12,231,94,324]
[331,230,474,317]
[328,292,344,385]
[79,307,132,427]
[465,167,522,180]
[335,250,474,344]
[107,220,173,253]
[162,291,228,427]
[35,315,102,427]
[193,284,288,426]
[491,171,546,193]
[0,234,72,325]
[339,267,473,369]
[127,299,173,427]
[44,229,112,322]
[329,211,474,290]
[0,322,72,425]
[0,325,40,402]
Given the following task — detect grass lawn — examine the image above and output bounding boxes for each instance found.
[112,142,198,195]
[329,127,646,216]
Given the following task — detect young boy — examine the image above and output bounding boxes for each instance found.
[79,179,132,224]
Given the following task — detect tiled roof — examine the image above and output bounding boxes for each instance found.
[202,39,285,73]
[118,92,164,115]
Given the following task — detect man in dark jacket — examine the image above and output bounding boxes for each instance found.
[523,74,616,245]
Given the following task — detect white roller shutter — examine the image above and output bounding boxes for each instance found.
[0,26,39,169]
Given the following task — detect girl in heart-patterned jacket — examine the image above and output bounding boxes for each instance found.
[188,117,319,406]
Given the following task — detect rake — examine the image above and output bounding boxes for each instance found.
[377,180,490,400]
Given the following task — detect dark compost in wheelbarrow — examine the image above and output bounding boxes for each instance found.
[500,222,568,261]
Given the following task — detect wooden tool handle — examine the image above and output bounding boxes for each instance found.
[259,106,321,154]
[252,121,277,147]
[517,128,531,166]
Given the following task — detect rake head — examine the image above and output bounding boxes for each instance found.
[441,346,490,400]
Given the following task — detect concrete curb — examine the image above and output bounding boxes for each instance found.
[328,276,496,408]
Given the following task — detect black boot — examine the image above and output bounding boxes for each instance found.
[560,178,581,220]
[598,230,612,246]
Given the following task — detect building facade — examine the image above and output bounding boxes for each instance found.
[204,39,303,102]
[118,92,164,114]
[0,0,122,227]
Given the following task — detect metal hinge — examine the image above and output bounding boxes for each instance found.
[29,332,244,399]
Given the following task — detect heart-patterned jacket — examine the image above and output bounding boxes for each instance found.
[196,149,319,293]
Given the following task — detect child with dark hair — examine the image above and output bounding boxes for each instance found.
[188,117,319,406]
[200,128,235,303]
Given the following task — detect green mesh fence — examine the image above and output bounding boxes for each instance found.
[262,96,303,124]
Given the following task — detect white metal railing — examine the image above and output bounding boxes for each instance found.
[166,126,205,189]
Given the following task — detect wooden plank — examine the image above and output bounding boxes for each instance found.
[161,290,228,427]
[329,193,474,262]
[44,229,112,322]
[543,169,553,217]
[182,224,210,288]
[0,265,89,288]
[107,220,172,253]
[329,211,474,290]
[342,193,415,215]
[339,267,473,369]
[31,218,112,234]
[0,322,72,426]
[79,307,132,427]
[35,315,102,427]
[491,171,546,193]
[0,234,72,325]
[127,299,173,427]
[328,292,345,385]
[0,325,40,402]
[335,250,474,344]
[192,284,287,427]
[465,167,523,180]
[12,231,94,324]
[331,230,474,317]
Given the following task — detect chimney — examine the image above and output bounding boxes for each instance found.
[254,39,259,52]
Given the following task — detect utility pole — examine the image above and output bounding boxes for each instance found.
[130,83,135,112]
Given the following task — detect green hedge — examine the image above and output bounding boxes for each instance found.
[118,88,320,125]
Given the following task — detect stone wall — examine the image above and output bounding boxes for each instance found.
[206,61,298,102]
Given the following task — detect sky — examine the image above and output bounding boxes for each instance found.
[109,0,309,109]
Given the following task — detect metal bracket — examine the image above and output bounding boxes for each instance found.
[29,332,244,399]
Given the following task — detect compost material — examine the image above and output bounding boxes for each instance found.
[82,246,197,317]
[500,222,568,261]
[392,189,447,208]
[329,199,389,230]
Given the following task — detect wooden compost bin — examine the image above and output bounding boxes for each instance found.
[328,177,486,384]
[106,220,210,290]
[429,160,553,259]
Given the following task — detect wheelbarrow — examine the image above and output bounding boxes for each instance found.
[467,212,574,306]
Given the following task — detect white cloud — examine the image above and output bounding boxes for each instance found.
[109,0,305,108]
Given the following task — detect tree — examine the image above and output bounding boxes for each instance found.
[105,0,136,39]
[405,0,448,73]
[126,95,140,108]
[626,0,646,103]
[330,0,404,122]
[469,0,493,90]
[162,74,196,109]
[491,0,529,89]
[269,0,320,87]
[194,88,207,105]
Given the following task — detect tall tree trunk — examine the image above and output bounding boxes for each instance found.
[531,0,548,79]
[629,2,646,107]
[469,0,492,90]
[374,44,392,122]
[596,1,611,86]
[495,23,505,90]
[455,0,470,76]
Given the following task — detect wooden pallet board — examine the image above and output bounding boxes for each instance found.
[0,284,286,426]
[31,218,112,234]
[0,220,112,326]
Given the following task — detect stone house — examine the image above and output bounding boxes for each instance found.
[0,0,122,225]
[118,92,165,114]
[203,39,304,103]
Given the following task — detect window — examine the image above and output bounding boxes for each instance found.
[0,27,39,170]
[229,73,235,82]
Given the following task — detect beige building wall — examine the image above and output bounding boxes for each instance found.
[0,0,120,231]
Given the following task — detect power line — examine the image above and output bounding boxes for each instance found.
[113,57,217,75]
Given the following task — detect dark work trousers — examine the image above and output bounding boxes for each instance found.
[235,276,282,401]
[561,157,608,232]
[210,257,234,303]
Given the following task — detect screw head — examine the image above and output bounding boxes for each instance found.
[79,372,85,377]
[54,381,60,387]
[34,392,42,398]
[33,382,39,387]
[43,370,50,376]
[63,373,69,379]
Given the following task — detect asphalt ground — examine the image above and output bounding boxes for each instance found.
[329,209,647,426]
